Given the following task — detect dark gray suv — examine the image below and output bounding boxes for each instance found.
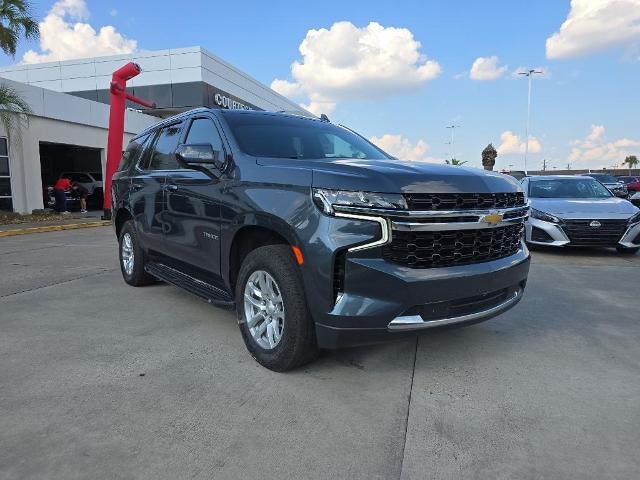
[111,109,530,371]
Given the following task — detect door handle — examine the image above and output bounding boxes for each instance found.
[164,184,178,192]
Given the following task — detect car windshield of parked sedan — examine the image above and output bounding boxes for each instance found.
[587,174,618,183]
[529,179,612,198]
[223,112,390,160]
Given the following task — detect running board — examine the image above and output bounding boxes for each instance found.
[145,262,235,308]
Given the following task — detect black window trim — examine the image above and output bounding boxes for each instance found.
[0,136,11,201]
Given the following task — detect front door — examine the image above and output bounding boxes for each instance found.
[162,116,227,283]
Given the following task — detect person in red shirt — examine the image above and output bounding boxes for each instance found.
[53,176,71,214]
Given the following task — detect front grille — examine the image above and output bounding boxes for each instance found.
[404,192,525,211]
[402,287,516,322]
[383,223,524,268]
[561,219,627,246]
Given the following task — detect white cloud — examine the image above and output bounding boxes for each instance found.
[22,0,136,64]
[469,56,508,81]
[497,131,542,155]
[568,125,640,168]
[369,134,440,162]
[271,21,441,114]
[546,0,640,59]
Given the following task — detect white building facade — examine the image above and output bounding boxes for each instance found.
[0,47,309,214]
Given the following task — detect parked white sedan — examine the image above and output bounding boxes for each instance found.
[521,175,640,254]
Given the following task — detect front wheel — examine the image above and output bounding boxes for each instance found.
[236,245,318,371]
[118,220,155,286]
[616,246,640,255]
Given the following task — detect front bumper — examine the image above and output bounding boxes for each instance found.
[314,246,530,348]
[525,217,640,248]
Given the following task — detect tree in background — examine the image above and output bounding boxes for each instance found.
[0,0,38,136]
[445,158,467,166]
[623,155,638,175]
[0,0,38,57]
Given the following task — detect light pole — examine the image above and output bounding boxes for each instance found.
[518,69,542,174]
[446,125,460,161]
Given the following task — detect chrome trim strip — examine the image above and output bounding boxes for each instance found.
[334,203,530,219]
[388,289,522,331]
[392,214,528,231]
[334,211,392,252]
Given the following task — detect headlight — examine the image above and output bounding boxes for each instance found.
[312,188,407,215]
[628,211,640,225]
[530,208,561,223]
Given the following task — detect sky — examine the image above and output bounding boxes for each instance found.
[2,0,640,171]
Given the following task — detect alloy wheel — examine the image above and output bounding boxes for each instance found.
[121,233,135,276]
[243,270,285,349]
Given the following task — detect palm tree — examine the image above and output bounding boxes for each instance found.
[0,0,38,136]
[623,155,638,175]
[445,158,468,166]
[0,0,38,57]
[0,82,32,136]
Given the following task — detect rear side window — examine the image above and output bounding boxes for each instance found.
[148,123,183,170]
[185,117,225,161]
[118,134,150,172]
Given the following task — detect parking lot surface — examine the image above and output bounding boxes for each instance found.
[1,228,639,479]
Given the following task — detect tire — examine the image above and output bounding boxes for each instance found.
[118,220,155,286]
[236,245,319,371]
[616,246,640,255]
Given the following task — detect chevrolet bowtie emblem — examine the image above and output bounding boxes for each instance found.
[482,211,504,226]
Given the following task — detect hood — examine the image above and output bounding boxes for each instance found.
[531,197,639,219]
[295,158,521,193]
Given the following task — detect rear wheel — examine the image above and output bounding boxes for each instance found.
[118,220,155,286]
[616,246,640,255]
[236,245,318,371]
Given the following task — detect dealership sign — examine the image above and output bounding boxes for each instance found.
[213,92,253,110]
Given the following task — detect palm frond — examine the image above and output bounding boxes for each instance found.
[0,82,33,138]
[0,0,39,57]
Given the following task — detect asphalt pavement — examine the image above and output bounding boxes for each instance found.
[1,228,638,480]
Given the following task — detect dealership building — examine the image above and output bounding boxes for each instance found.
[0,46,309,213]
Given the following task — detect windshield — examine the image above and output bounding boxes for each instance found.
[529,179,612,198]
[587,174,617,183]
[224,113,390,160]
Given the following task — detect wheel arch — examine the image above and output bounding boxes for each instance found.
[114,207,133,238]
[226,216,300,295]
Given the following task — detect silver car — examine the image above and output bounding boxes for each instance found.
[521,175,640,253]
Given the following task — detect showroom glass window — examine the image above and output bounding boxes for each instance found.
[0,137,11,211]
[148,123,183,170]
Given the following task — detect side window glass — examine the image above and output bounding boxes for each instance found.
[149,123,183,170]
[119,133,150,172]
[185,118,224,163]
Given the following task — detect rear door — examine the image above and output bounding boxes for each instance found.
[130,122,183,256]
[162,115,227,282]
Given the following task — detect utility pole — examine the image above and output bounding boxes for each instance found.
[445,125,460,161]
[518,69,542,174]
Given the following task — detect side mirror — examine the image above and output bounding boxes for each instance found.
[176,143,224,171]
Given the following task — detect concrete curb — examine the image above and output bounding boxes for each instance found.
[0,221,111,238]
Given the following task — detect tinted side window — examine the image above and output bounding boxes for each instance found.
[149,123,183,170]
[186,118,224,160]
[118,133,150,172]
